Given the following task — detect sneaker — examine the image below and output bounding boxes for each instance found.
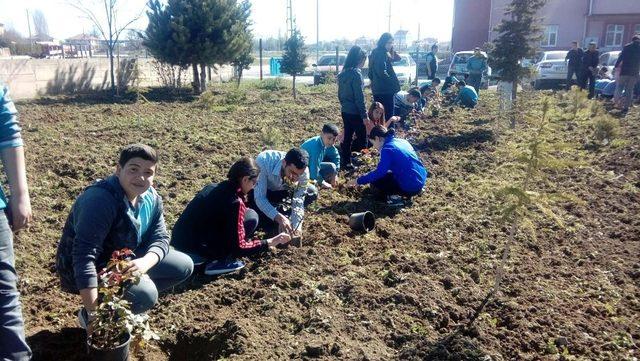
[386,195,405,207]
[204,259,245,276]
[77,308,89,330]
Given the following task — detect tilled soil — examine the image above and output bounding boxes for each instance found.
[13,84,639,360]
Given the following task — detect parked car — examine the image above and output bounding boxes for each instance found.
[392,53,417,85]
[531,50,568,89]
[309,54,346,85]
[599,51,620,76]
[448,51,492,89]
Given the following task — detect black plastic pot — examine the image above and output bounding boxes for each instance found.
[87,332,131,361]
[348,211,375,232]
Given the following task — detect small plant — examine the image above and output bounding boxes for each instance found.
[89,249,159,353]
[223,88,247,105]
[593,116,619,146]
[257,77,287,91]
[567,86,589,120]
[259,127,284,149]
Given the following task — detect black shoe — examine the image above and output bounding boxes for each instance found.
[341,164,355,172]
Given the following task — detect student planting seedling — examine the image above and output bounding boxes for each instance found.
[393,88,422,123]
[455,80,479,109]
[301,123,341,189]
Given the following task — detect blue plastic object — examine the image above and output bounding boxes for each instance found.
[269,57,282,76]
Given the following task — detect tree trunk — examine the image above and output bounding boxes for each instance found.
[200,63,207,93]
[192,63,200,94]
[237,68,243,87]
[108,45,115,94]
[510,80,518,128]
[292,75,297,99]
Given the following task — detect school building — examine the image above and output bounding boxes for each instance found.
[451,0,640,53]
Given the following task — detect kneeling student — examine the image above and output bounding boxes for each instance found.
[347,126,427,204]
[301,123,341,188]
[454,80,478,109]
[56,144,194,329]
[172,158,291,275]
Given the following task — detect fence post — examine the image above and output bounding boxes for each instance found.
[259,38,263,81]
[335,46,339,75]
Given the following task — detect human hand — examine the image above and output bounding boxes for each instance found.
[346,179,358,188]
[268,232,292,246]
[320,180,333,189]
[123,254,158,276]
[274,213,293,234]
[331,175,339,187]
[390,116,401,123]
[9,194,32,232]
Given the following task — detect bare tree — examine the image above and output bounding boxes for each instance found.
[68,0,143,94]
[32,10,49,38]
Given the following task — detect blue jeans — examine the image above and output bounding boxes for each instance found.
[0,211,31,361]
[319,162,337,183]
[124,249,193,314]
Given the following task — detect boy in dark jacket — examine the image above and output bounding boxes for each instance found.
[614,35,640,114]
[369,33,401,121]
[56,144,194,328]
[426,44,439,80]
[579,42,600,99]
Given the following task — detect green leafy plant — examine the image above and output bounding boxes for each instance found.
[89,249,159,352]
[593,116,619,146]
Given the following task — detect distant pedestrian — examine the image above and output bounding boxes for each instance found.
[579,42,600,99]
[466,47,488,93]
[369,33,401,121]
[426,44,439,80]
[565,41,583,89]
[613,34,640,114]
[338,45,368,170]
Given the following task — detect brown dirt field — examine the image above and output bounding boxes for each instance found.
[12,83,639,360]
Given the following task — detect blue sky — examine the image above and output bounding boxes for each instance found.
[0,0,454,42]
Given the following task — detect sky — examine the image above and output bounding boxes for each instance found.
[0,0,454,43]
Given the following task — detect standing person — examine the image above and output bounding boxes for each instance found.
[613,34,640,115]
[466,47,488,93]
[346,125,427,204]
[369,33,401,121]
[425,44,439,80]
[0,85,32,361]
[172,158,291,275]
[580,42,600,99]
[565,41,584,89]
[56,144,194,325]
[338,46,368,170]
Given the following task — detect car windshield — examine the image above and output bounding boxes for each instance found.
[607,53,619,66]
[545,52,567,61]
[317,56,345,66]
[393,57,409,66]
[453,54,470,64]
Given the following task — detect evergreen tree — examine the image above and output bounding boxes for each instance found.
[143,0,253,94]
[280,29,307,99]
[488,0,546,103]
[231,31,254,87]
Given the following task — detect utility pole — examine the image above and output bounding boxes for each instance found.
[286,0,294,39]
[26,9,34,53]
[387,1,391,33]
[316,0,319,64]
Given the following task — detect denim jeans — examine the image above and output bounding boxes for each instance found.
[0,211,31,361]
[614,75,640,110]
[248,186,318,236]
[124,248,194,314]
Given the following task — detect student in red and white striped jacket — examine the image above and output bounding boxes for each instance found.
[172,158,291,276]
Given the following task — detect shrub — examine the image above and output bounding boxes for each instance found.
[257,78,287,91]
[593,116,619,145]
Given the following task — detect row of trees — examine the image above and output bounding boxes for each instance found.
[143,0,254,94]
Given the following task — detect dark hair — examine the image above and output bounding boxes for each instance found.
[284,148,309,170]
[408,88,421,99]
[376,33,393,49]
[419,84,431,94]
[369,125,395,139]
[431,44,438,50]
[118,143,158,167]
[227,157,259,186]
[457,80,466,87]
[322,123,339,136]
[368,101,386,121]
[433,77,441,84]
[343,46,367,70]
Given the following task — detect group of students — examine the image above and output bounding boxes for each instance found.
[0,34,434,361]
[567,35,640,114]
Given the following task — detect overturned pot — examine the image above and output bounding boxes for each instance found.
[348,211,376,232]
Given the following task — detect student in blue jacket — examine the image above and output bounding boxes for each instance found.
[0,85,33,361]
[56,144,194,330]
[455,80,479,109]
[301,124,341,188]
[346,125,427,201]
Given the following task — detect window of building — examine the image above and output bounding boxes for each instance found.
[541,25,559,47]
[605,24,624,47]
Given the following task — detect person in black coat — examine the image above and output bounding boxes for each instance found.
[613,35,640,113]
[172,158,291,275]
[368,33,401,121]
[579,42,600,99]
[565,41,583,89]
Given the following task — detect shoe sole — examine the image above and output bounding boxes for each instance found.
[204,266,245,276]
